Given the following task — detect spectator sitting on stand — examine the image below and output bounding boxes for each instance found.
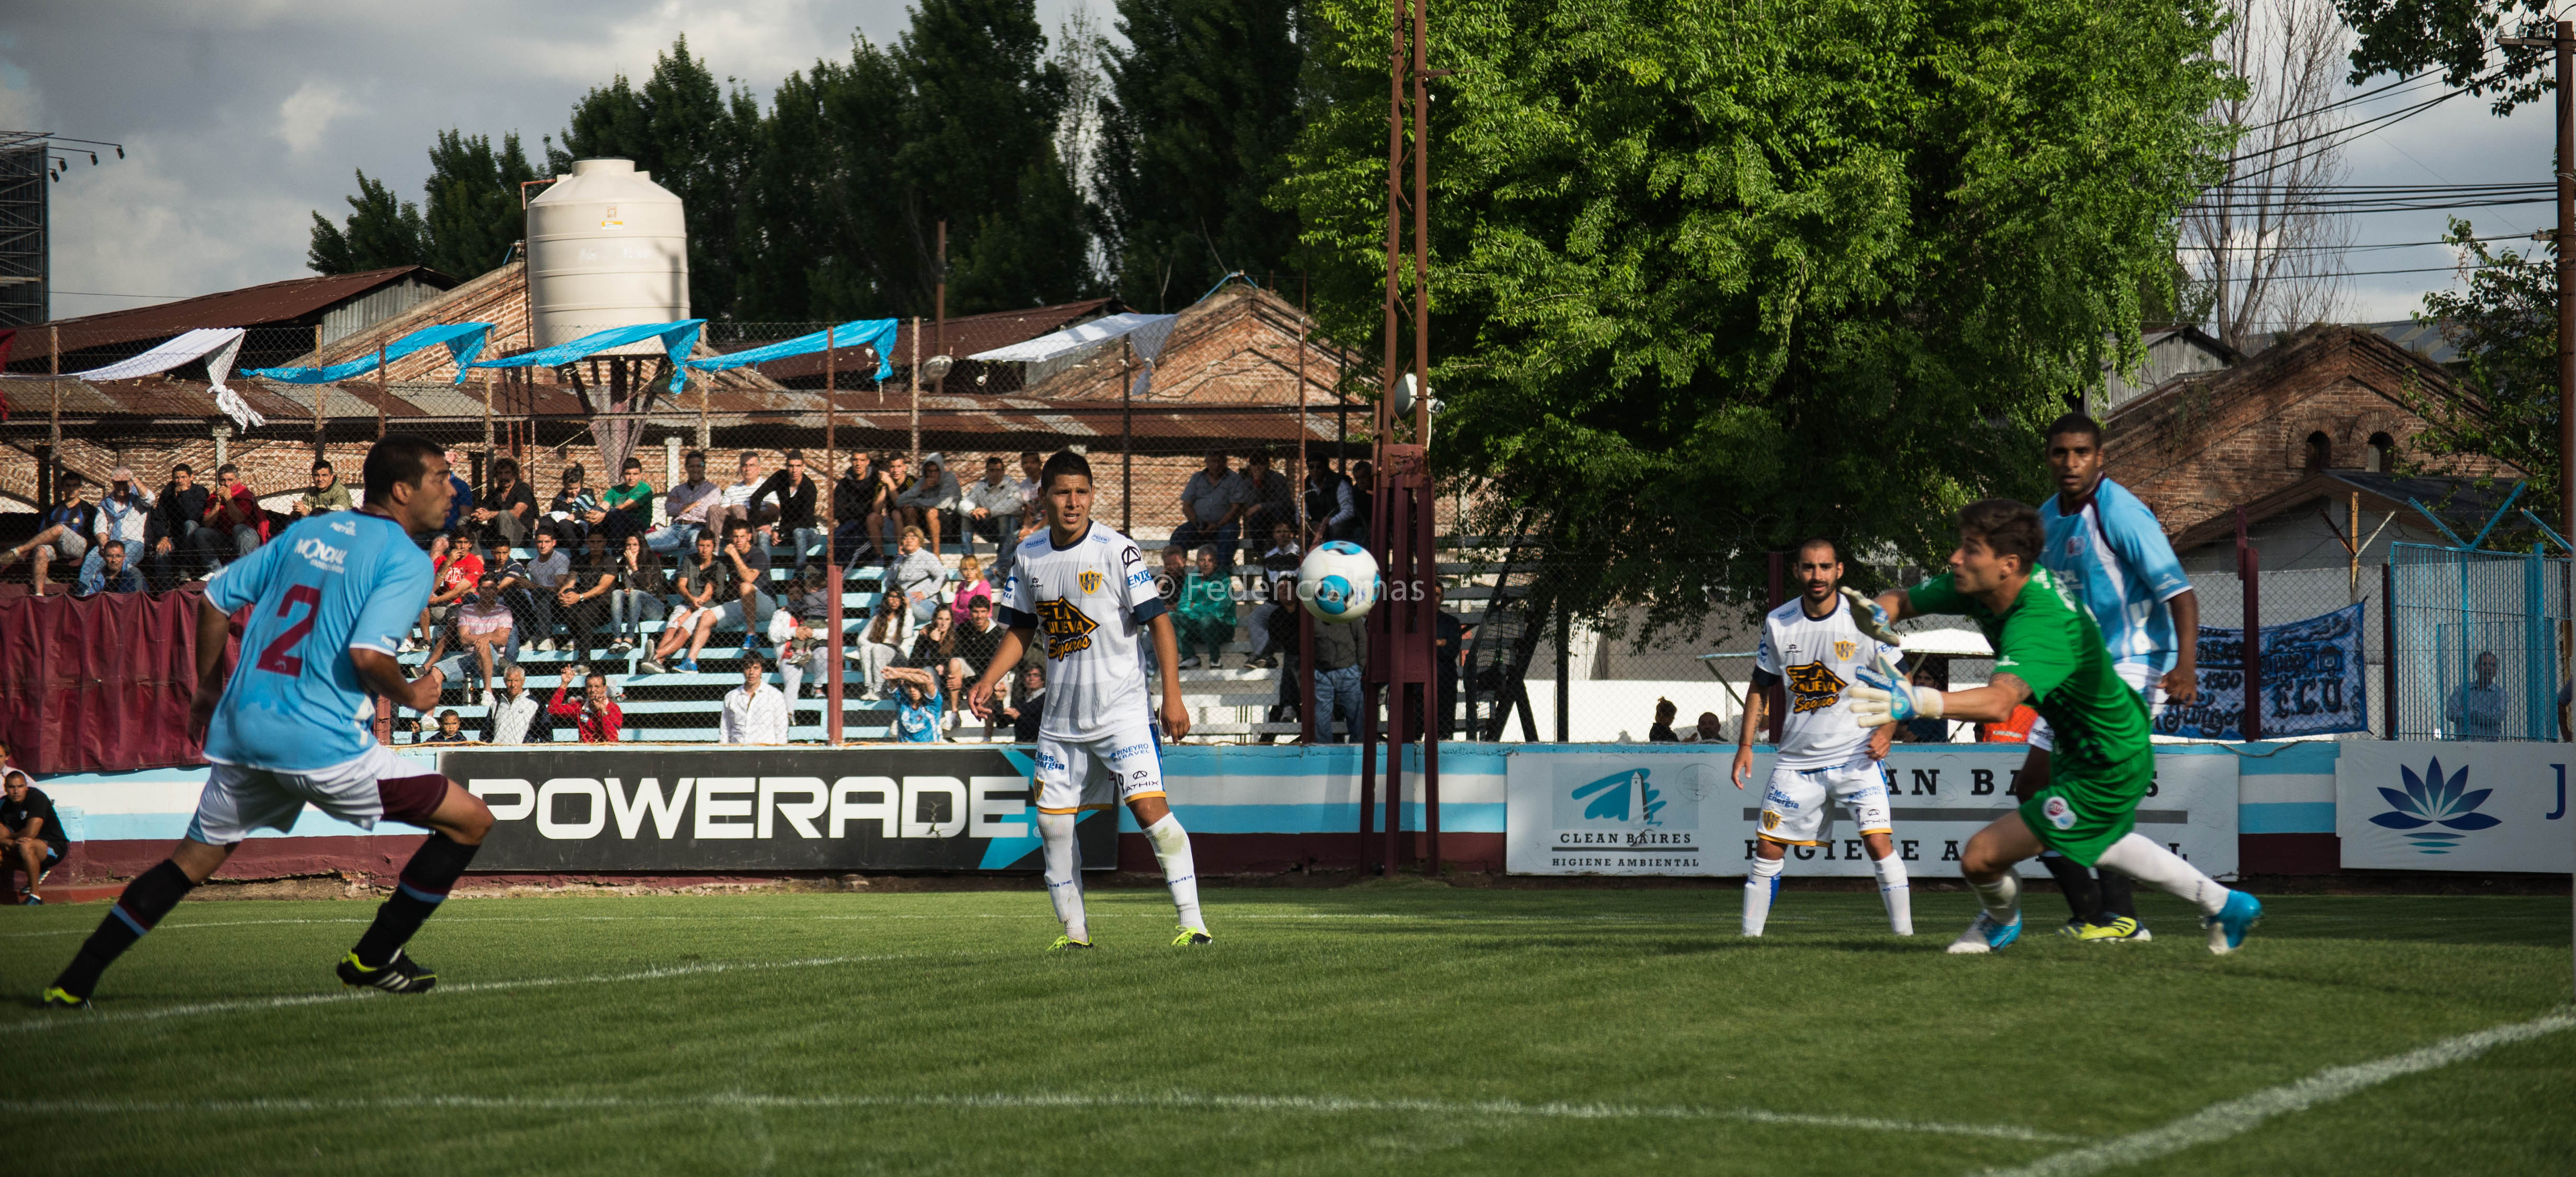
[748,449,823,568]
[554,532,617,658]
[770,574,841,701]
[1678,711,1727,742]
[469,456,537,550]
[996,662,1045,743]
[720,521,774,653]
[482,664,549,744]
[1176,546,1238,669]
[419,710,474,744]
[948,554,995,625]
[3,472,95,596]
[962,455,1023,558]
[1306,459,1359,546]
[1240,451,1298,547]
[2447,650,2507,740]
[902,606,960,700]
[590,456,655,542]
[1156,545,1188,611]
[292,459,351,519]
[1172,449,1249,573]
[647,450,719,554]
[608,532,670,655]
[549,669,624,743]
[951,596,1005,737]
[440,447,477,535]
[887,527,946,625]
[410,532,483,654]
[722,654,790,745]
[1247,523,1302,669]
[855,593,911,702]
[543,464,599,545]
[898,454,961,554]
[870,455,916,558]
[1649,697,1681,743]
[881,666,946,743]
[76,540,145,596]
[643,531,725,675]
[143,463,211,588]
[201,463,268,572]
[429,575,516,695]
[84,467,154,590]
[2,767,68,905]
[719,450,773,543]
[831,450,889,565]
[522,530,575,651]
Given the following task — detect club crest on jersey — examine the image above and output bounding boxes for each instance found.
[1785,661,1847,714]
[1833,638,1857,661]
[2042,795,2078,830]
[1034,598,1099,658]
[1078,568,1104,593]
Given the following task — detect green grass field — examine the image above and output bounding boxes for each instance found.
[3,885,2570,1176]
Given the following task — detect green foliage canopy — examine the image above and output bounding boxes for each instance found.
[1286,0,2234,626]
[2412,220,2560,517]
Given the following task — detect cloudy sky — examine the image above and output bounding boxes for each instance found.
[3,2,2555,327]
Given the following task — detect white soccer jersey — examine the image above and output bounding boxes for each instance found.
[997,521,1165,741]
[1753,595,1896,770]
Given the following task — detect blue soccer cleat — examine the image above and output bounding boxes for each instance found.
[1947,910,2021,955]
[2204,890,2262,955]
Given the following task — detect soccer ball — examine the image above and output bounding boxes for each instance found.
[1299,541,1381,622]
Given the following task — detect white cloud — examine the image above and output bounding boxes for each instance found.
[276,81,360,156]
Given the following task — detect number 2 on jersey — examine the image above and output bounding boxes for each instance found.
[255,585,324,675]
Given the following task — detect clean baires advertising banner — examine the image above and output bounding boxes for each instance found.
[2156,603,2368,741]
[1505,747,2238,879]
[441,746,1113,872]
[2336,742,2573,872]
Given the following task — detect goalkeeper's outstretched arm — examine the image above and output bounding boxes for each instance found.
[1852,670,2033,728]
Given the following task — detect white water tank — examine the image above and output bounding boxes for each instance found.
[525,158,688,351]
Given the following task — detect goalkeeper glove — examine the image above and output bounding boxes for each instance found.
[1849,668,1942,728]
[1839,586,1906,647]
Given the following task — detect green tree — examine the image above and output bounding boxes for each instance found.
[546,35,762,319]
[892,0,1092,315]
[737,37,916,321]
[2409,220,2560,517]
[2334,0,2555,113]
[421,131,541,280]
[306,170,428,275]
[1285,0,2232,629]
[1093,0,1308,310]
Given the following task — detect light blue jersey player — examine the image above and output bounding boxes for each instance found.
[2024,412,2201,942]
[47,437,497,1007]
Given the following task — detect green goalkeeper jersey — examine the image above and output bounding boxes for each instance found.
[1906,567,2154,864]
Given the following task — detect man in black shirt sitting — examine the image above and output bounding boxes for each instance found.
[2,768,70,905]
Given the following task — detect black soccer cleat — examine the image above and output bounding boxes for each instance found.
[338,949,438,993]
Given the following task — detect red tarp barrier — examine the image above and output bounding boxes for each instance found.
[0,588,236,773]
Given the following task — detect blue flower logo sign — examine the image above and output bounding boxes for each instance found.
[1570,770,1665,828]
[2368,757,2501,854]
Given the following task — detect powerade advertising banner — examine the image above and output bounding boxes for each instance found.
[2156,603,2367,741]
[1504,747,2237,879]
[2336,742,2573,872]
[439,747,1113,872]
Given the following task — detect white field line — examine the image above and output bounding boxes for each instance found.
[0,953,916,1035]
[0,1089,2080,1141]
[1979,1008,2576,1177]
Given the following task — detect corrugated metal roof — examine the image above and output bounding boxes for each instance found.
[739,299,1119,381]
[15,267,461,361]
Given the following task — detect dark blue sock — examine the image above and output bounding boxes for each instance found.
[52,860,196,998]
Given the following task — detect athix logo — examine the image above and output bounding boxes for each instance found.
[2369,756,2500,855]
[1571,770,1665,828]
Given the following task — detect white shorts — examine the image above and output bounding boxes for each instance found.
[2028,663,2163,752]
[1032,722,1166,814]
[1757,757,1893,846]
[187,744,429,845]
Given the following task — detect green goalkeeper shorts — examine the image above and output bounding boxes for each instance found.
[2016,774,2147,867]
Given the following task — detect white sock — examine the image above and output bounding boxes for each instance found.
[1968,873,2020,924]
[1144,814,1204,932]
[1871,853,1913,935]
[1742,854,1785,936]
[2095,833,2230,916]
[1037,811,1087,942]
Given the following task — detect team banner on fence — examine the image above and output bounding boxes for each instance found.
[439,746,1111,872]
[2336,741,2573,873]
[1503,747,2238,879]
[2156,603,2368,741]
